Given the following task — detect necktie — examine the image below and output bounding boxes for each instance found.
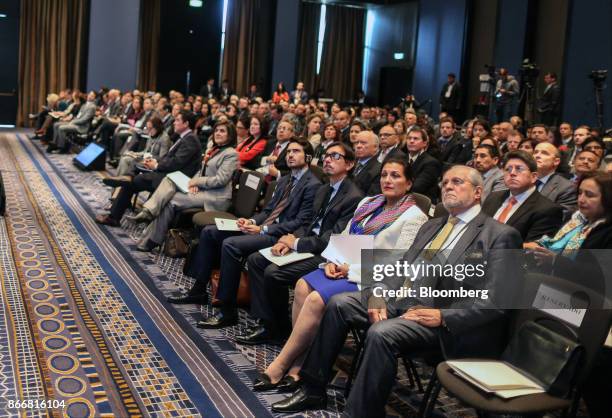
[423,216,459,260]
[262,177,295,226]
[497,196,518,223]
[354,162,365,176]
[535,179,543,192]
[311,185,334,232]
[272,144,282,157]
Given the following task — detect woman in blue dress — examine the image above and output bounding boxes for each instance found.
[254,158,429,391]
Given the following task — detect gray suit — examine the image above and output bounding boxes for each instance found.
[54,101,97,149]
[539,172,577,220]
[139,147,238,245]
[299,211,523,418]
[481,166,507,202]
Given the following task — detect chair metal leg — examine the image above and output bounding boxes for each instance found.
[423,380,442,418]
[417,370,437,418]
[402,357,416,388]
[344,328,365,398]
[406,357,424,393]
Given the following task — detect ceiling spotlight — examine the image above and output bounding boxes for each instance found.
[189,0,203,7]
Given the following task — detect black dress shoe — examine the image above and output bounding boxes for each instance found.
[276,375,301,393]
[253,373,281,392]
[197,309,238,329]
[46,144,58,153]
[234,326,284,345]
[95,214,120,227]
[271,387,327,413]
[166,294,208,305]
[102,176,132,188]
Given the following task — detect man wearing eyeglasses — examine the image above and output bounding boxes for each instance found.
[482,150,563,242]
[376,125,405,164]
[237,142,363,345]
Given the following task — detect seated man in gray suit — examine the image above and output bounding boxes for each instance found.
[474,144,506,201]
[48,90,98,153]
[132,120,238,252]
[533,142,577,219]
[271,165,523,415]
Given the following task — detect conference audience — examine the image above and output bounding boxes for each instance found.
[270,166,522,415]
[253,158,428,392]
[235,115,267,170]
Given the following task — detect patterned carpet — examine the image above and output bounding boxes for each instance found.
[0,129,491,418]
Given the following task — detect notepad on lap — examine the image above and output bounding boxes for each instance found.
[447,360,545,399]
[167,171,191,193]
[215,218,240,231]
[259,247,314,267]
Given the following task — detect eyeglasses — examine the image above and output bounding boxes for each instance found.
[442,178,473,187]
[504,165,529,174]
[323,152,346,161]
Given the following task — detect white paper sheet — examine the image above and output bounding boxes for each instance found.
[245,173,261,190]
[258,247,314,267]
[166,171,191,194]
[215,218,240,231]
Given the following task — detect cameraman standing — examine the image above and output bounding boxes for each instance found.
[537,72,561,126]
[495,68,520,122]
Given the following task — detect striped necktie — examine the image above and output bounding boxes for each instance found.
[262,177,295,226]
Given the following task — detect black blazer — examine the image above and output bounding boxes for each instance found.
[352,157,382,196]
[381,146,406,166]
[156,132,202,177]
[410,151,442,201]
[295,178,363,254]
[401,212,523,358]
[252,170,322,237]
[261,139,290,176]
[482,190,564,242]
[438,134,471,169]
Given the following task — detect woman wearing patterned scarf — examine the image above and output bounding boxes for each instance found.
[253,158,428,392]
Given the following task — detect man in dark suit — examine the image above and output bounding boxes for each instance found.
[437,117,468,169]
[95,110,201,226]
[171,139,322,328]
[534,142,577,219]
[407,126,442,201]
[439,73,462,122]
[236,142,364,345]
[482,150,563,242]
[352,130,381,196]
[200,77,217,100]
[260,119,295,180]
[376,124,406,165]
[334,110,351,143]
[290,81,308,104]
[271,165,523,415]
[218,79,233,103]
[537,72,561,126]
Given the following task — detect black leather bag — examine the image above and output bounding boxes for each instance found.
[502,319,584,397]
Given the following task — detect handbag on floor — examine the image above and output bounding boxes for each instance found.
[210,269,251,307]
[164,228,191,258]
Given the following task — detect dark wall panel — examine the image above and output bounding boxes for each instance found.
[270,0,300,97]
[157,0,223,95]
[87,0,140,92]
[562,0,612,127]
[0,0,20,125]
[413,0,468,116]
[493,0,528,75]
[363,2,419,104]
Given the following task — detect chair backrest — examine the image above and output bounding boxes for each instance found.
[433,202,448,218]
[309,164,328,183]
[412,192,432,216]
[509,272,612,386]
[261,180,277,209]
[233,170,265,218]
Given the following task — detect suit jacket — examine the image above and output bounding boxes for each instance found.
[144,132,173,160]
[482,190,564,242]
[481,167,507,201]
[252,170,322,237]
[261,139,290,176]
[438,133,463,165]
[290,89,308,104]
[295,178,364,254]
[410,151,442,201]
[537,82,561,114]
[539,172,577,219]
[156,132,202,177]
[106,99,122,118]
[200,84,217,98]
[71,101,97,133]
[439,81,462,111]
[398,211,523,358]
[380,146,406,165]
[191,146,238,212]
[352,157,382,196]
